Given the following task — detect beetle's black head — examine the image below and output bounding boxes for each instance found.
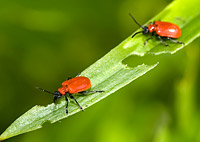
[131,26,149,38]
[129,13,149,38]
[53,91,62,103]
[53,91,62,97]
[142,26,149,34]
[36,87,62,97]
[36,87,64,103]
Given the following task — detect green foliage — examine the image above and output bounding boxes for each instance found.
[0,0,200,141]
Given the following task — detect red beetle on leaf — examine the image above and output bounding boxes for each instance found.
[37,75,104,114]
[129,13,184,46]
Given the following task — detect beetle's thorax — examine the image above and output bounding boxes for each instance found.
[58,86,69,95]
[142,26,149,34]
[148,24,156,33]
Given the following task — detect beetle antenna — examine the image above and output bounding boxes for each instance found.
[131,31,143,38]
[129,13,144,28]
[36,86,54,95]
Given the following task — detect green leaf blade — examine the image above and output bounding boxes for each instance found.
[0,63,157,141]
[0,101,66,141]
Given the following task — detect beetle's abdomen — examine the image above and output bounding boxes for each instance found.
[155,21,181,38]
[67,77,92,94]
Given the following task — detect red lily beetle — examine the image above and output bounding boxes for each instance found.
[37,76,104,114]
[129,13,184,46]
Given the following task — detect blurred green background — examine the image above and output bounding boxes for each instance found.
[0,0,200,142]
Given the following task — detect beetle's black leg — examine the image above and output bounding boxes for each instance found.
[144,37,152,46]
[53,95,58,103]
[149,21,154,25]
[53,94,62,103]
[68,94,83,111]
[80,90,105,94]
[157,36,169,47]
[167,37,184,45]
[144,32,154,46]
[64,95,69,114]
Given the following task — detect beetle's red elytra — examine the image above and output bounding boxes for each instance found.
[129,13,184,46]
[148,21,182,38]
[37,76,104,114]
[61,77,91,94]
